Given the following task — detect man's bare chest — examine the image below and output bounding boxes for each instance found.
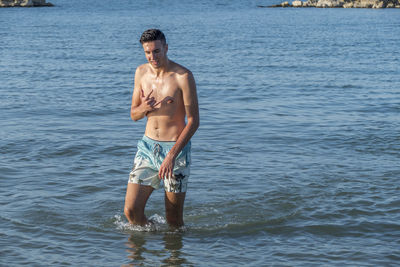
[141,76,181,102]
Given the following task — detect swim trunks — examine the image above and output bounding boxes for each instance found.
[128,135,191,193]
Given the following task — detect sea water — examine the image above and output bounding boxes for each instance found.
[1,0,399,266]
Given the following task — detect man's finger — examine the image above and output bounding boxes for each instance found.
[152,98,165,108]
[153,100,162,107]
[141,89,145,98]
[145,89,153,100]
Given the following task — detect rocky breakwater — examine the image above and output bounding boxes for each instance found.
[263,0,400,7]
[0,0,53,7]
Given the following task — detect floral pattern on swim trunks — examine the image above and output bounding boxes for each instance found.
[128,136,191,193]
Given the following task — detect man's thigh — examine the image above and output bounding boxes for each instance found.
[125,183,154,210]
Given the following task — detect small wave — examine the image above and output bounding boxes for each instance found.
[114,214,169,232]
[341,84,363,89]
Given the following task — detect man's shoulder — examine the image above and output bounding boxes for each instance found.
[170,61,193,77]
[170,62,195,91]
[136,63,149,73]
[135,64,151,82]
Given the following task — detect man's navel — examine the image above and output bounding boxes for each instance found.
[153,121,159,137]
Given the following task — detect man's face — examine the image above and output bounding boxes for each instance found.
[142,40,168,69]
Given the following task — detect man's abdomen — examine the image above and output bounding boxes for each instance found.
[145,116,185,141]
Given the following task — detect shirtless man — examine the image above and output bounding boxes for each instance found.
[124,29,199,228]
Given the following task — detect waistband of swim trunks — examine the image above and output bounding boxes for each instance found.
[142,135,176,146]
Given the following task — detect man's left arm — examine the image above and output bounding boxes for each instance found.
[158,71,200,179]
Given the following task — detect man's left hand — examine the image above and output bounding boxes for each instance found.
[159,154,176,179]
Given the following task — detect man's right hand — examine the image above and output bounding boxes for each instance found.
[140,89,159,115]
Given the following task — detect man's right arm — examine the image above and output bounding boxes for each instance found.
[130,67,145,121]
[132,66,155,122]
[130,66,158,121]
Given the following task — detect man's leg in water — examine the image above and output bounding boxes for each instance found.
[124,183,154,226]
[165,191,186,228]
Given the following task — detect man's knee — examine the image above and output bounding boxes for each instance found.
[124,205,133,218]
[164,192,185,226]
[165,205,183,226]
[124,204,144,220]
[165,205,178,217]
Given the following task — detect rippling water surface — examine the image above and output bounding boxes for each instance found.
[1,1,400,266]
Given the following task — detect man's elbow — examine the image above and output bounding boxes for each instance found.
[189,117,200,131]
[131,116,141,122]
[130,110,139,121]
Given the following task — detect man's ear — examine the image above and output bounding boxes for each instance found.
[165,44,168,53]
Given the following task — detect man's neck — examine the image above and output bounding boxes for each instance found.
[151,59,170,78]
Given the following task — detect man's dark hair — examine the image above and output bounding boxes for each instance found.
[139,29,166,45]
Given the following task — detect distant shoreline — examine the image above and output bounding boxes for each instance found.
[260,0,400,8]
[0,0,53,7]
